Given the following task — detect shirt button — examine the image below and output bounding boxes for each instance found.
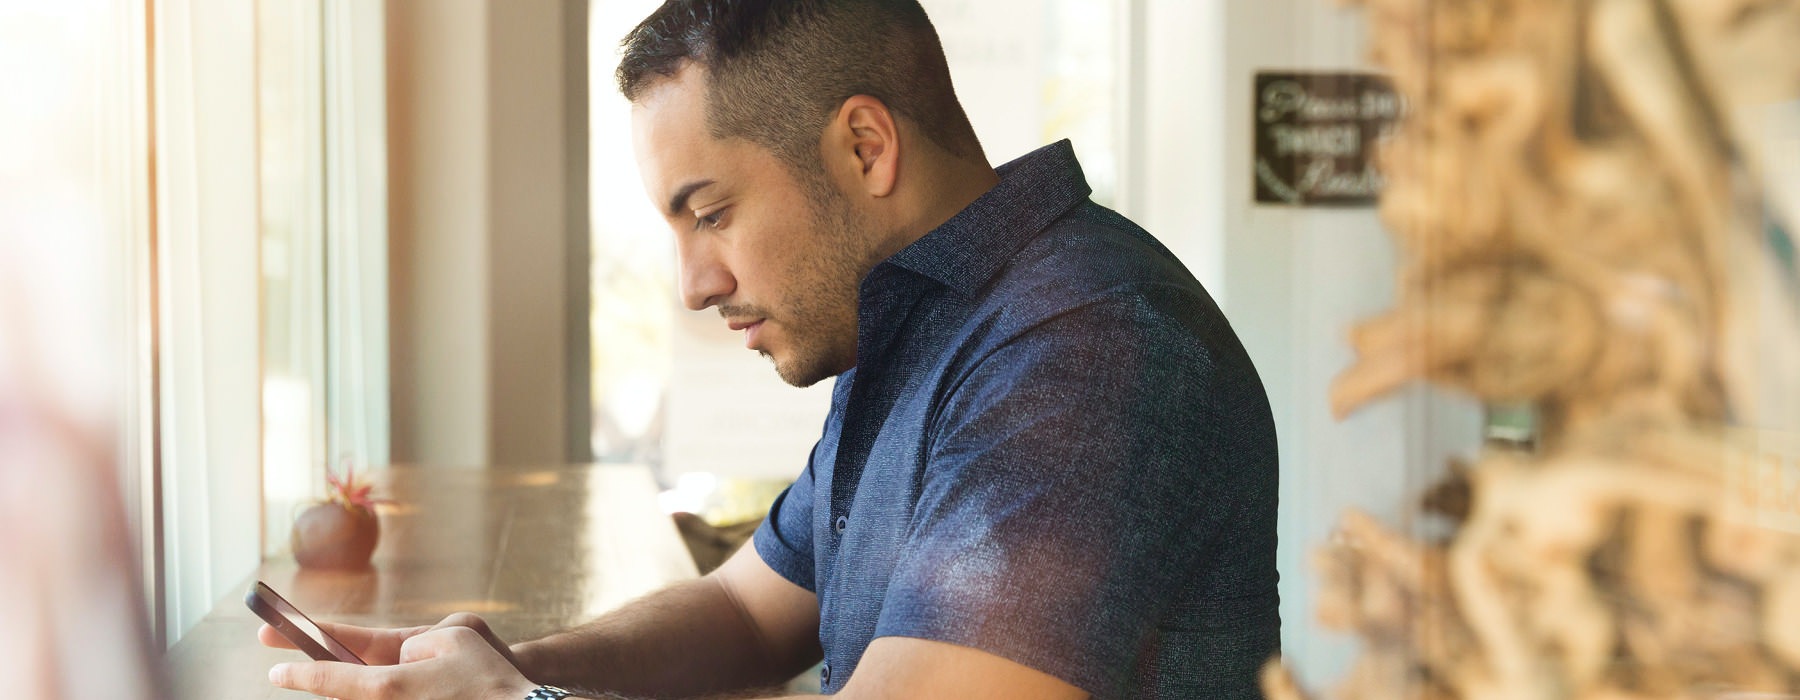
[820,662,832,687]
[833,515,848,535]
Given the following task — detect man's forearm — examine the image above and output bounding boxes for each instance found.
[510,575,819,698]
[566,691,825,700]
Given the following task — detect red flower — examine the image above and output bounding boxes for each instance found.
[325,458,391,511]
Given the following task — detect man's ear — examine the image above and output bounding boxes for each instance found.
[830,95,900,198]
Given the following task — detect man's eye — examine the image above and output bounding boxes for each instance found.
[695,209,726,230]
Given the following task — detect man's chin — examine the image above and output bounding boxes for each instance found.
[766,350,844,388]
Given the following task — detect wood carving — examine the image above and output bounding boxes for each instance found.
[1269,0,1800,697]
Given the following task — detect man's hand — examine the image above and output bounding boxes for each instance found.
[260,613,537,700]
[259,612,522,667]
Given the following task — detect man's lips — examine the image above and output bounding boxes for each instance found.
[728,318,766,349]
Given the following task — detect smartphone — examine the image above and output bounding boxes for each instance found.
[244,581,366,664]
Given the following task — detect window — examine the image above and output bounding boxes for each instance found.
[258,0,389,557]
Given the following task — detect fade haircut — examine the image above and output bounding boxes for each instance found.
[617,0,983,182]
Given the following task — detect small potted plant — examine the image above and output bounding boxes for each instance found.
[292,458,385,570]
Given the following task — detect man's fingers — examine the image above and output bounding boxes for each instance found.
[421,612,521,666]
[399,627,447,664]
[259,612,506,667]
[429,612,493,635]
[258,620,433,664]
[258,623,298,650]
[398,626,484,664]
[271,627,534,700]
[269,660,395,699]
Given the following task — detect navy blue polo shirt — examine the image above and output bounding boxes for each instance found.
[752,140,1280,699]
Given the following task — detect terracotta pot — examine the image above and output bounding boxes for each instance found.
[292,502,380,569]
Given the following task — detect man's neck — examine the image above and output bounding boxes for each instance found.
[876,155,1001,262]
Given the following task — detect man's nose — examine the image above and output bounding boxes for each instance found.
[677,245,734,311]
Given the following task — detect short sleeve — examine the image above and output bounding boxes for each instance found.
[754,446,820,592]
[871,292,1264,694]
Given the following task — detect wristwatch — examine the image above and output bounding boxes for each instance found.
[524,686,572,700]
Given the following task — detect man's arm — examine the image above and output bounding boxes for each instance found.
[510,541,823,697]
[833,638,1088,700]
[514,537,1090,700]
[261,539,820,699]
[264,540,1089,699]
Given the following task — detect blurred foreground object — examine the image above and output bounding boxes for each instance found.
[0,1,161,690]
[0,256,161,697]
[1269,0,1800,697]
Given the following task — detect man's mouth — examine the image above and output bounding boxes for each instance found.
[728,319,765,348]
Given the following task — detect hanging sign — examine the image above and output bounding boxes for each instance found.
[1253,71,1401,206]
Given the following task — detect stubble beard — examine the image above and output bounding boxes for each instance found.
[764,184,871,388]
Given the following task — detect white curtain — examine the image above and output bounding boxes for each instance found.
[154,0,265,644]
[323,0,392,473]
[256,0,329,560]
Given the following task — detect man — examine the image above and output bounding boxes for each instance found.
[263,1,1279,698]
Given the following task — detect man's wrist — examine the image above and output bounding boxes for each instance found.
[511,633,615,688]
[509,641,613,699]
[509,640,547,681]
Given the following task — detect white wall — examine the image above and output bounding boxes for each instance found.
[488,1,573,466]
[388,0,492,467]
[1140,0,1226,296]
[388,0,580,467]
[926,0,1049,167]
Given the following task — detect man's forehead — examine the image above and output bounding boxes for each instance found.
[630,65,786,214]
[630,66,721,211]
[631,61,707,119]
[631,66,709,154]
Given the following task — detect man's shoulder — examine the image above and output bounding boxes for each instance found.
[967,201,1223,342]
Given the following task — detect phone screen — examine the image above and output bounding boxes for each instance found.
[245,581,366,664]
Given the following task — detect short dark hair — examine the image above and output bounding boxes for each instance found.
[617,0,983,179]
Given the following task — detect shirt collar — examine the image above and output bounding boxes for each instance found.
[880,140,1093,298]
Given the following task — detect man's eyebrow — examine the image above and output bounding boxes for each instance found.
[666,179,716,217]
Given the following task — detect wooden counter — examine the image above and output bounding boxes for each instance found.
[166,464,699,699]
